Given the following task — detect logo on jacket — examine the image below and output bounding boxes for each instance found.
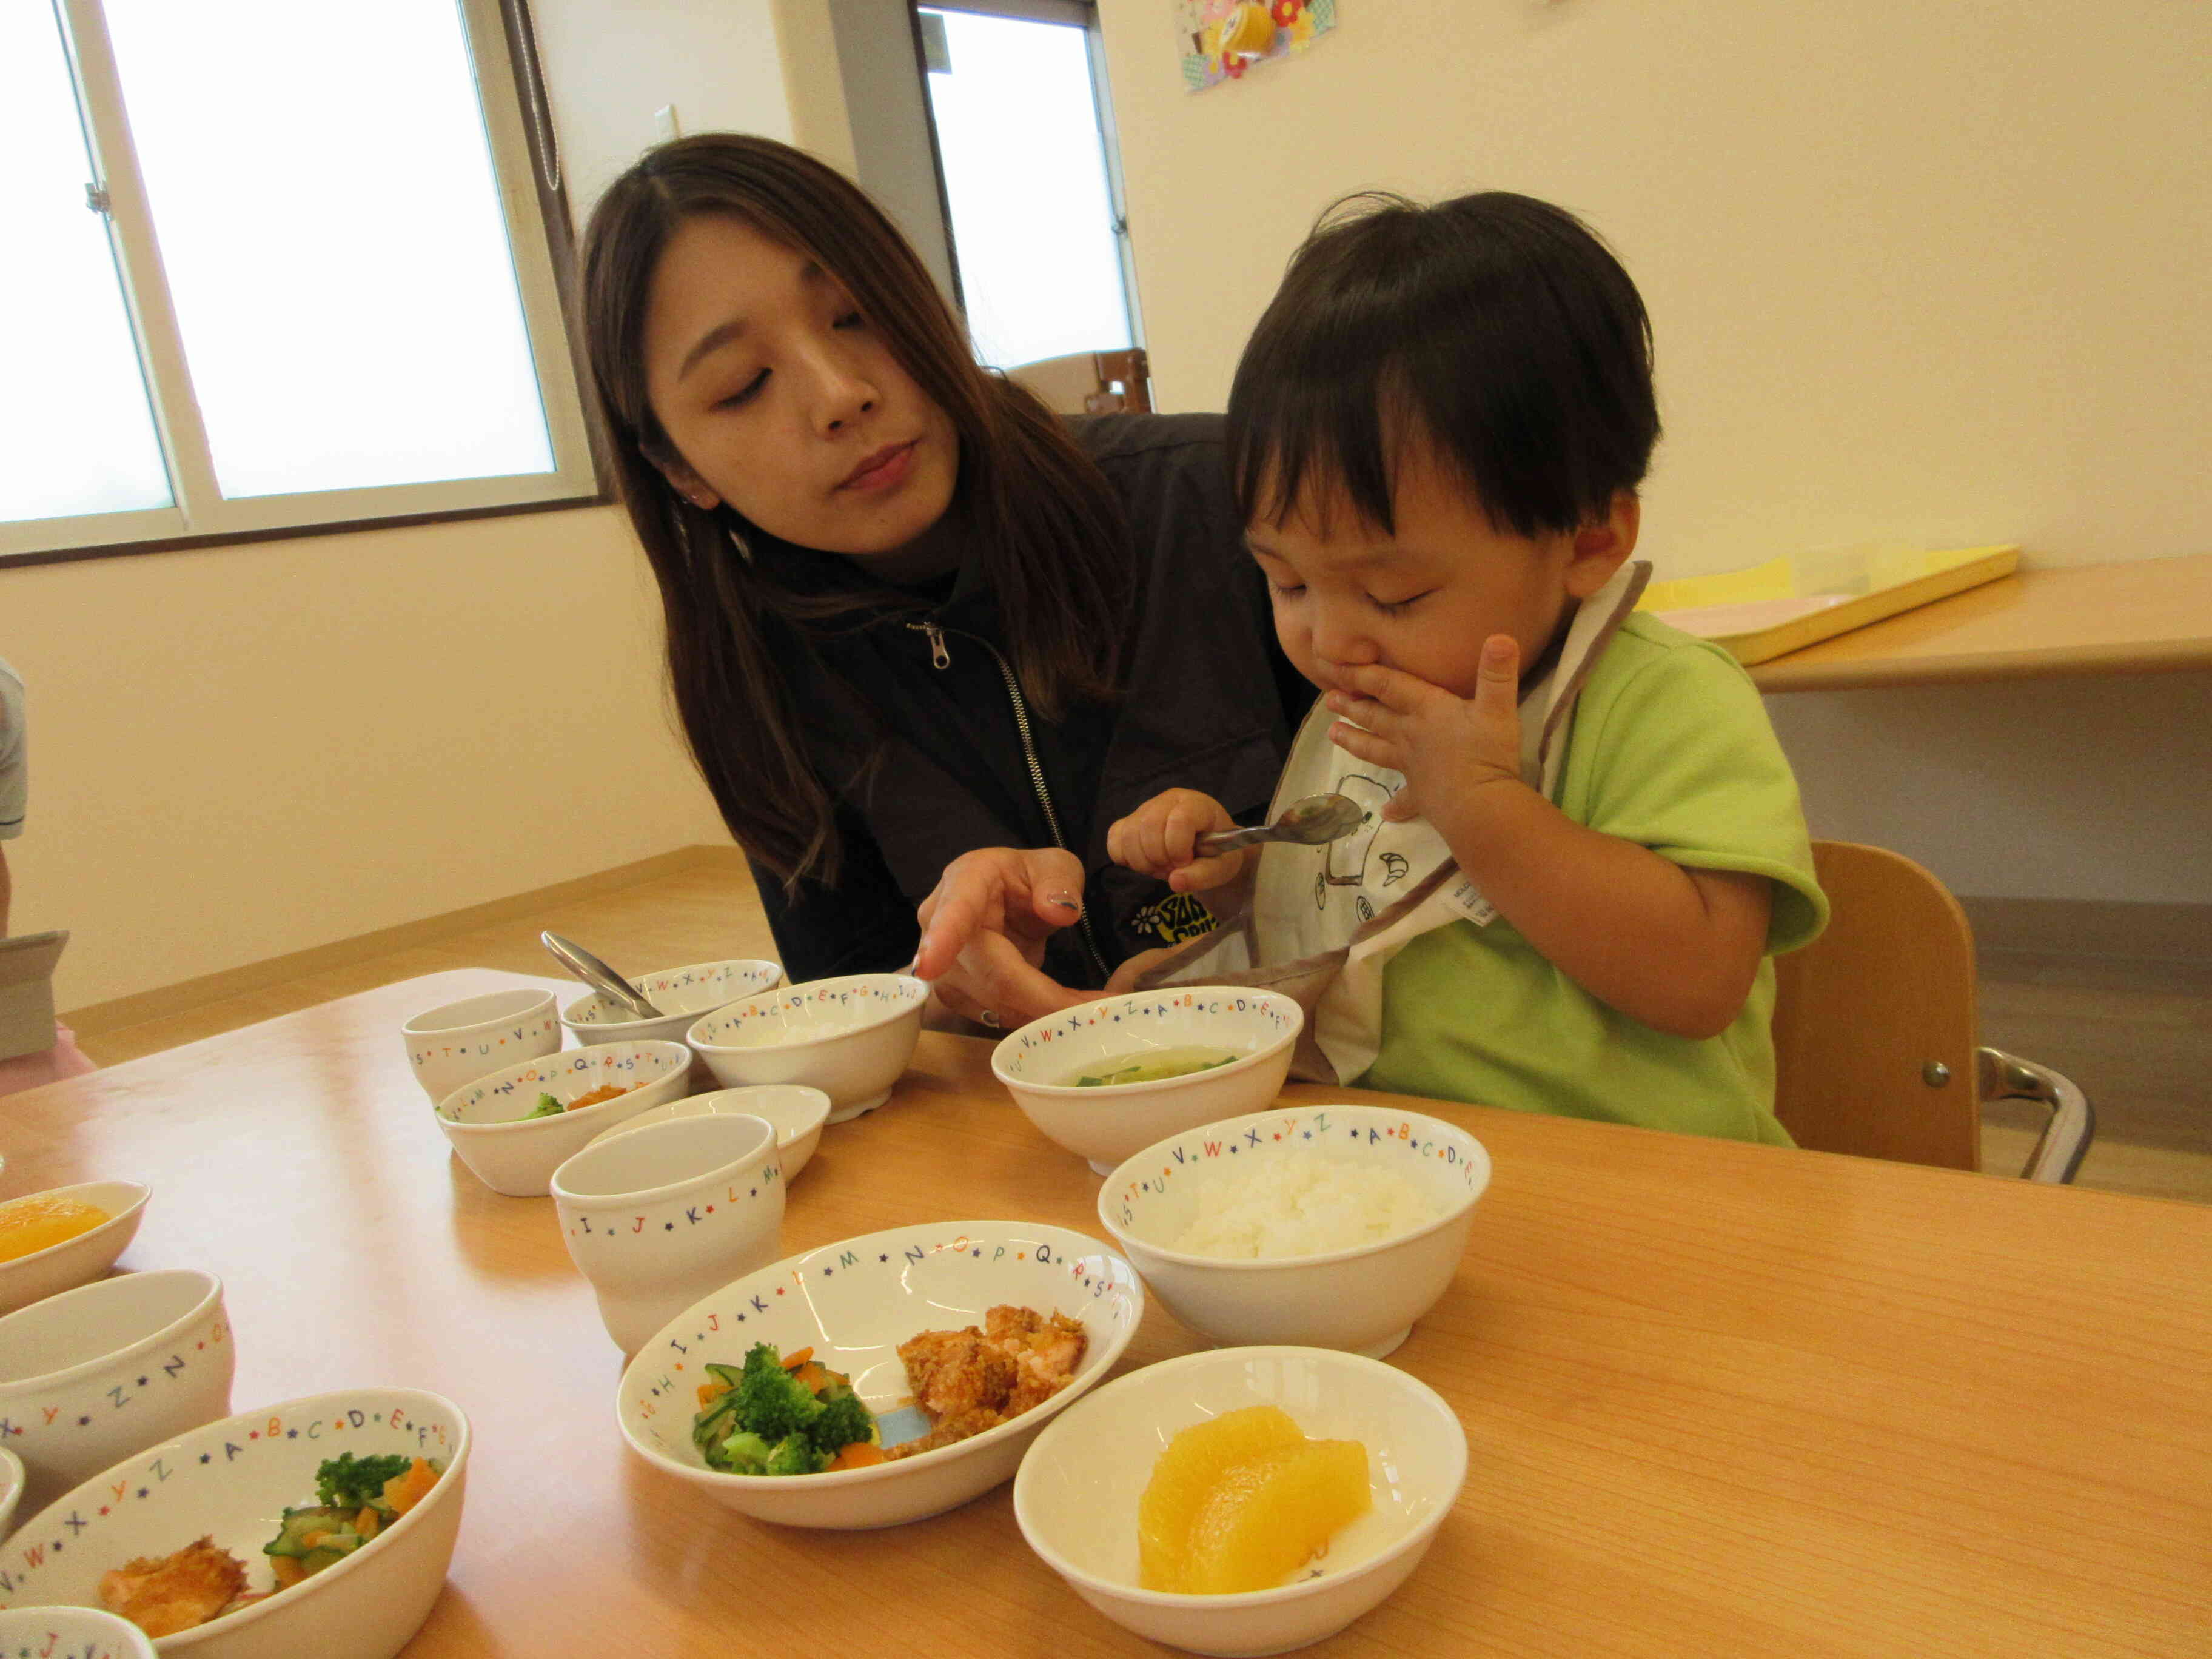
[1133,891,1216,945]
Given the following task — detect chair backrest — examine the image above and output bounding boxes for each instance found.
[1004,348,1152,416]
[1771,842,1981,1169]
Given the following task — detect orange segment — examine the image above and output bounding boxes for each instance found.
[1138,1406,1305,1592]
[1181,1438,1370,1594]
[0,1195,110,1262]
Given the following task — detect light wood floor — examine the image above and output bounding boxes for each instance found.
[73,858,2212,1204]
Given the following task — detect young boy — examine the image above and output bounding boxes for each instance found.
[1108,192,1826,1143]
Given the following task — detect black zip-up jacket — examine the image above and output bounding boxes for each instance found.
[748,414,1313,990]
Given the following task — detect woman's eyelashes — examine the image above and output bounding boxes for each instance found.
[716,369,769,409]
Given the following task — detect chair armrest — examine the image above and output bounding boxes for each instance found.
[1977,1047,2095,1184]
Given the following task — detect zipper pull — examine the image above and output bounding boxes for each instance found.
[908,620,951,669]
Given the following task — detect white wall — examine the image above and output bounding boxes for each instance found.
[8,509,726,1011]
[1091,0,2212,904]
[529,0,796,223]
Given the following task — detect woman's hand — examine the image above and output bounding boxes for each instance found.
[1105,789,1248,893]
[911,847,1094,1031]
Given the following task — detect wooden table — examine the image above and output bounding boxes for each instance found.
[4,968,2209,1656]
[1748,551,2212,692]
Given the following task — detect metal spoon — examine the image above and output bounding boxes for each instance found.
[1195,792,1366,856]
[540,931,663,1020]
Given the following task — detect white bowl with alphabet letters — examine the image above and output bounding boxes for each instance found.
[1,1386,469,1659]
[616,1220,1143,1530]
[434,1039,694,1197]
[1098,1104,1490,1360]
[0,1268,234,1520]
[0,1606,156,1657]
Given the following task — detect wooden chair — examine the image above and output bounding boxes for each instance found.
[1771,842,2094,1182]
[1003,347,1152,416]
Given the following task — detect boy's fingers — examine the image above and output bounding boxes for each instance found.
[1328,721,1393,766]
[1169,850,1245,894]
[1474,634,1519,714]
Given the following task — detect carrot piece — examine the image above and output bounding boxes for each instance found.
[381,1458,440,1517]
[781,1347,814,1369]
[790,1361,830,1392]
[697,1381,729,1409]
[355,1506,381,1538]
[827,1441,886,1470]
[271,1555,306,1588]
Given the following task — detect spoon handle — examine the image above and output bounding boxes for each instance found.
[540,931,662,1020]
[1193,823,1277,855]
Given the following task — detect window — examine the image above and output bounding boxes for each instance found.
[1,0,595,565]
[917,2,1139,370]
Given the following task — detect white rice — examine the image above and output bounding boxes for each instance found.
[1170,1158,1439,1259]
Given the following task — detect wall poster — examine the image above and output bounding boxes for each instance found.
[1177,1,1338,93]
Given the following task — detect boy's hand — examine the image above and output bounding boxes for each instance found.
[1106,789,1248,893]
[1324,635,1526,824]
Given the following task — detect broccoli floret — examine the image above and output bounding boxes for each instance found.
[714,1430,774,1475]
[315,1452,414,1512]
[765,1433,826,1477]
[526,1093,565,1118]
[734,1342,820,1441]
[806,1390,874,1456]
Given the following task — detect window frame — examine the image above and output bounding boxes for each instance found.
[2,0,603,570]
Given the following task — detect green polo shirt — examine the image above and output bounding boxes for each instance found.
[1356,615,1828,1144]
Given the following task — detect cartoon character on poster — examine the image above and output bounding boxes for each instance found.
[1176,0,1336,92]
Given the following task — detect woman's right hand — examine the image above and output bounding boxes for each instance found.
[911,847,1094,1031]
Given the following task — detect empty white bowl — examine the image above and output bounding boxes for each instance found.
[558,958,785,1056]
[551,1113,786,1354]
[400,988,559,1105]
[1098,1104,1489,1359]
[434,1039,694,1197]
[1,1386,469,1659]
[0,1606,156,1657]
[583,1084,832,1181]
[0,1181,152,1316]
[686,974,927,1124]
[0,1443,22,1541]
[618,1219,1143,1530]
[0,1269,234,1518]
[993,991,1303,1175]
[1014,1346,1469,1656]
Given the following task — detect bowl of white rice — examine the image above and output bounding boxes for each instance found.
[1097,1104,1490,1359]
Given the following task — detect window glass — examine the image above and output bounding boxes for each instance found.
[102,0,555,499]
[921,8,1132,370]
[0,2,172,523]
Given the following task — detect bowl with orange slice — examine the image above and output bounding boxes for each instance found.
[0,1179,150,1316]
[1013,1346,1467,1656]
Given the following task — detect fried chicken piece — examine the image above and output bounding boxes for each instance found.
[888,1304,1092,1455]
[99,1536,248,1637]
[897,1327,1017,1419]
[987,1305,1088,1412]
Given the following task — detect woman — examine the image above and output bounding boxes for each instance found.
[580,135,1308,1027]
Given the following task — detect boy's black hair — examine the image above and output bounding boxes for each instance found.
[1227,191,1660,540]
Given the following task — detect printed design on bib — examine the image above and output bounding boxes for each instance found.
[1133,891,1218,946]
[1322,774,1393,890]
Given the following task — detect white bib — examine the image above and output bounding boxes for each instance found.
[1140,561,1650,1085]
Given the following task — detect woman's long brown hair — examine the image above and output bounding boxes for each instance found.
[581,135,1130,887]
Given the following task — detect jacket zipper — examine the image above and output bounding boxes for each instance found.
[907,619,1111,984]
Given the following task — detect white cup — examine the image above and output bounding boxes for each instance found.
[401,988,560,1104]
[0,1269,235,1518]
[550,1114,785,1353]
[0,1607,158,1658]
